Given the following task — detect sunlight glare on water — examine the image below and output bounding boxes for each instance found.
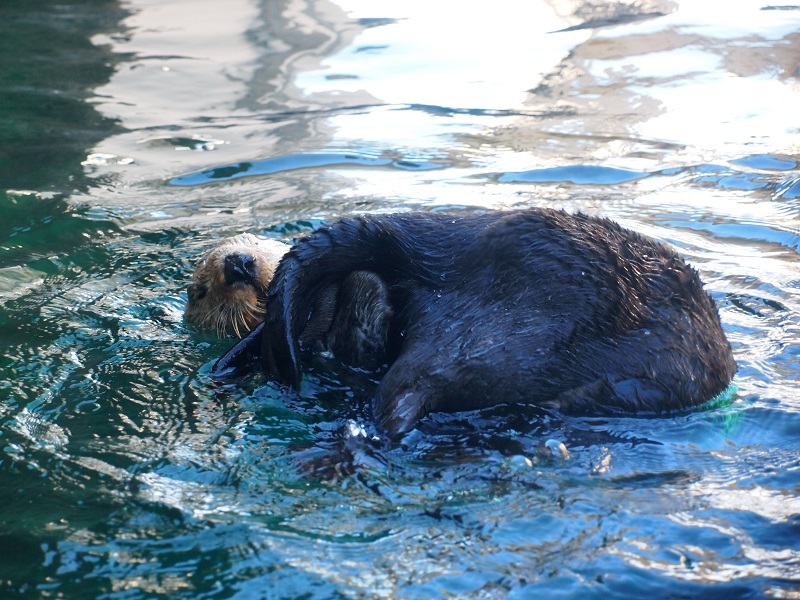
[294,0,586,109]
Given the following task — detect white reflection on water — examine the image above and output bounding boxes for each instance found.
[91,0,261,125]
[294,0,587,110]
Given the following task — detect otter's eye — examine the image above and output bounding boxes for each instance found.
[187,283,207,303]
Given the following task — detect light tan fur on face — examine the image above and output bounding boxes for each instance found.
[185,234,289,338]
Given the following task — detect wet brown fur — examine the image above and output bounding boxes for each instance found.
[185,234,289,338]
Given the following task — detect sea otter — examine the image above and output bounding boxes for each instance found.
[213,208,737,440]
[186,233,392,367]
[185,234,289,338]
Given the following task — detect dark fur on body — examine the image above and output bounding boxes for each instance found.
[299,271,392,370]
[215,208,736,440]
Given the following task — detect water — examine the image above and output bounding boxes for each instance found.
[1,0,799,597]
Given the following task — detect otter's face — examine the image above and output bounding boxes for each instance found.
[185,233,290,338]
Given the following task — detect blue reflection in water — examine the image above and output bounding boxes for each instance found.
[730,154,798,171]
[171,154,800,202]
[170,153,445,186]
[495,158,799,198]
[498,165,649,184]
[775,177,800,199]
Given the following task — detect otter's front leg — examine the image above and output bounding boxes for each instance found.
[211,321,265,378]
[297,273,392,370]
[326,271,392,370]
[261,216,406,389]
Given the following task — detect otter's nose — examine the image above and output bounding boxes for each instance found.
[224,253,257,286]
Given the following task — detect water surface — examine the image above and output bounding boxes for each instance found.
[1,0,800,597]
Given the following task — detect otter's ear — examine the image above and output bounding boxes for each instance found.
[187,282,207,304]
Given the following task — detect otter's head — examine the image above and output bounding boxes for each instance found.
[185,233,290,338]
